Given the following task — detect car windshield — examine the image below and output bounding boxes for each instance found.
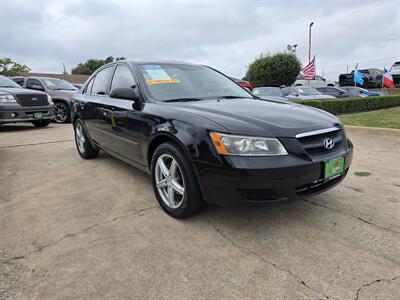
[0,75,21,88]
[297,87,320,96]
[253,87,283,97]
[42,78,78,90]
[138,63,253,101]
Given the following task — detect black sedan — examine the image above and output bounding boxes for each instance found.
[71,60,353,218]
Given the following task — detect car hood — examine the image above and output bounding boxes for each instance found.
[166,98,341,137]
[49,89,77,100]
[258,96,288,101]
[0,87,47,96]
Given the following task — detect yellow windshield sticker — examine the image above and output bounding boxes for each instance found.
[146,79,180,85]
[44,80,56,87]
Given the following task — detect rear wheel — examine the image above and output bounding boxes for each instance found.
[74,120,99,159]
[32,119,50,127]
[151,142,203,218]
[53,101,71,123]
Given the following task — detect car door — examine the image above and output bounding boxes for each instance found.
[79,66,114,145]
[99,64,145,164]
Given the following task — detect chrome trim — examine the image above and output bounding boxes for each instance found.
[295,127,340,139]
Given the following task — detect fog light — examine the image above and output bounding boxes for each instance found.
[10,113,16,117]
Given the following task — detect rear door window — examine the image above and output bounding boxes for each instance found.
[84,77,95,94]
[91,67,113,95]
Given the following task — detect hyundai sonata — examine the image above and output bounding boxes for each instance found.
[71,61,353,218]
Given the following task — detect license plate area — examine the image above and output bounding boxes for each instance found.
[33,112,44,120]
[324,157,344,179]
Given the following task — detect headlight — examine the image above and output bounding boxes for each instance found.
[210,132,288,156]
[0,94,17,103]
[47,94,54,105]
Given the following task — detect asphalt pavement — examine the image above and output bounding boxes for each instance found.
[1,123,399,299]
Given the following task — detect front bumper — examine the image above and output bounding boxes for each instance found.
[0,104,54,124]
[194,144,353,206]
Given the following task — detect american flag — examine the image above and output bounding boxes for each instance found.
[301,56,316,80]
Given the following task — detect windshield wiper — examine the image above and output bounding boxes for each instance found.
[163,97,204,103]
[0,85,19,88]
[217,95,254,99]
[51,88,76,91]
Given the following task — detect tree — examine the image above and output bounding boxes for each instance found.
[245,52,301,87]
[71,56,115,75]
[0,57,31,76]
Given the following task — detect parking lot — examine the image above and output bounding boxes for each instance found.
[1,123,399,299]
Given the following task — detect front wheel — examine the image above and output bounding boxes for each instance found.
[32,119,50,127]
[151,142,203,218]
[53,101,71,123]
[74,120,99,159]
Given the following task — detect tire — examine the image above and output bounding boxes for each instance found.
[32,119,50,127]
[151,142,203,218]
[74,119,99,159]
[53,101,71,123]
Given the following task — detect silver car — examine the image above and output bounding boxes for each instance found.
[282,87,336,100]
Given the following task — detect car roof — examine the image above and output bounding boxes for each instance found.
[102,60,202,68]
[27,76,66,80]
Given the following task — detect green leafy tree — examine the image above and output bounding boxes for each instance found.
[0,57,31,76]
[71,56,115,75]
[245,52,301,87]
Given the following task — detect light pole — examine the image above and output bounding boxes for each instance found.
[308,22,314,63]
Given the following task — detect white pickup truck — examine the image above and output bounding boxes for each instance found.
[293,74,335,87]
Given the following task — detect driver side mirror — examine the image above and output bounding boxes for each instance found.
[110,87,139,102]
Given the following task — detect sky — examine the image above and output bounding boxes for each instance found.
[1,0,399,81]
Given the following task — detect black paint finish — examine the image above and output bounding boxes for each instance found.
[71,60,353,205]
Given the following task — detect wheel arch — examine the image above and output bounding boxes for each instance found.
[146,133,191,171]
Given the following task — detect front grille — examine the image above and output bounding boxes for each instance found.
[15,93,48,106]
[297,128,346,158]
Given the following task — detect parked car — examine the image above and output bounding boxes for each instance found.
[252,87,288,101]
[12,76,78,123]
[315,87,354,98]
[293,74,335,87]
[339,86,384,97]
[281,86,336,100]
[71,60,353,218]
[72,83,84,90]
[390,61,400,85]
[230,77,254,90]
[0,75,54,126]
[338,68,383,88]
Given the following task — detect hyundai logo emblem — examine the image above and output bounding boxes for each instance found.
[323,138,335,150]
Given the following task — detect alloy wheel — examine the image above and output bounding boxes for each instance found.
[155,154,185,209]
[75,123,86,153]
[54,102,68,123]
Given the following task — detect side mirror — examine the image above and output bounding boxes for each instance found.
[110,87,139,101]
[29,84,45,91]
